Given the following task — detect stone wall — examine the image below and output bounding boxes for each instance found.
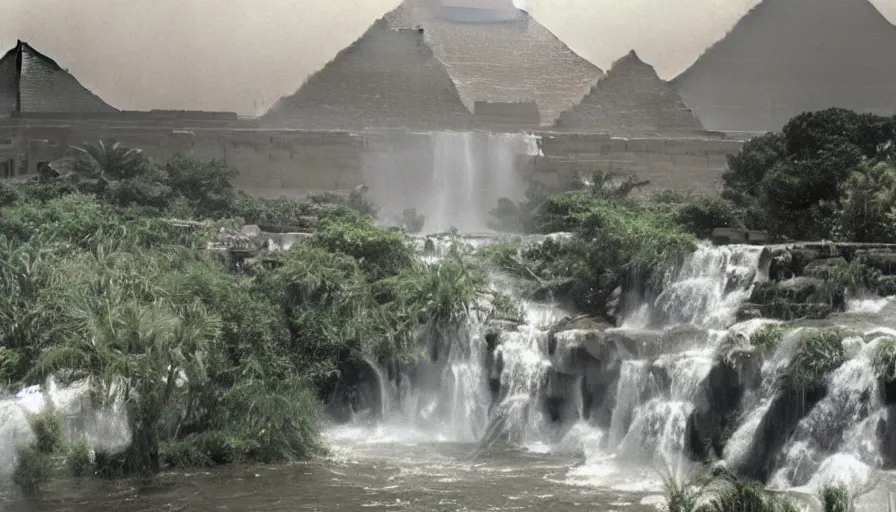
[0,118,745,197]
[533,132,743,195]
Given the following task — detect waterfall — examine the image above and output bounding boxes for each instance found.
[327,235,896,507]
[768,334,887,491]
[361,131,539,234]
[0,378,130,478]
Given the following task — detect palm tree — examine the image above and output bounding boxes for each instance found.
[70,140,169,209]
[36,255,222,476]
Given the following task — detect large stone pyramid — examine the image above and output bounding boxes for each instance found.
[387,0,603,126]
[262,17,473,131]
[0,41,118,117]
[672,0,896,133]
[552,51,706,136]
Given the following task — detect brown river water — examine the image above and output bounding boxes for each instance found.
[3,437,661,512]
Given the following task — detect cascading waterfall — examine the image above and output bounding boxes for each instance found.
[327,234,896,507]
[767,332,893,491]
[597,243,767,471]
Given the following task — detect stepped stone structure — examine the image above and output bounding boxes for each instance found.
[267,0,604,131]
[553,51,705,136]
[0,41,118,117]
[261,18,473,131]
[672,0,896,133]
[392,0,604,126]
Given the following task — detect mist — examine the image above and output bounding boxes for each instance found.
[3,0,895,115]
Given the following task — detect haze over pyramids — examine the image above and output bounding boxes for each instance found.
[4,0,896,134]
[265,0,896,134]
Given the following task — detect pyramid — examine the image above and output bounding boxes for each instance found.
[552,51,706,136]
[0,41,118,117]
[387,0,603,126]
[672,0,896,133]
[262,18,473,131]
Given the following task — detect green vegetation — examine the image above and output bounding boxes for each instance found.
[12,412,66,495]
[872,336,896,384]
[661,468,801,512]
[781,328,847,393]
[490,108,896,246]
[0,140,491,486]
[483,175,696,319]
[750,324,790,353]
[820,484,855,512]
[723,108,896,242]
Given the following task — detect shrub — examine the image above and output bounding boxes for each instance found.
[781,328,847,392]
[28,411,65,455]
[66,441,93,477]
[648,191,745,239]
[750,324,789,353]
[820,484,854,512]
[872,337,896,384]
[311,211,415,279]
[13,446,53,496]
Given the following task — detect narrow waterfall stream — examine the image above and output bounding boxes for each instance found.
[4,236,896,511]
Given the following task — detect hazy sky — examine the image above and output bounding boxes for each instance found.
[3,0,895,115]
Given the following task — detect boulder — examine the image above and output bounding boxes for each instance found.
[686,357,760,462]
[662,324,711,352]
[240,224,261,237]
[736,303,764,322]
[551,329,603,376]
[856,249,896,275]
[542,368,581,424]
[324,358,384,423]
[878,405,896,469]
[581,354,623,428]
[605,328,665,358]
[732,385,826,482]
[553,315,613,333]
[768,249,794,281]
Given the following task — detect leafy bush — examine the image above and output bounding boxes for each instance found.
[722,108,896,241]
[12,446,53,496]
[832,161,896,243]
[750,324,789,353]
[28,412,65,455]
[531,191,695,316]
[66,442,92,478]
[311,211,414,279]
[872,337,896,384]
[820,484,854,512]
[648,190,745,239]
[781,328,847,392]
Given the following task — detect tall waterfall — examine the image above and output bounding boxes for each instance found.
[362,131,540,234]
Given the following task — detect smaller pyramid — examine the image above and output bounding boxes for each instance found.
[262,17,473,131]
[0,40,118,117]
[552,51,705,136]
